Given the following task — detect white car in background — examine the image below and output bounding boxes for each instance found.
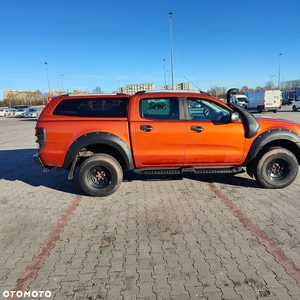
[15,108,28,117]
[292,99,300,111]
[7,108,16,115]
[24,108,42,118]
[0,109,9,117]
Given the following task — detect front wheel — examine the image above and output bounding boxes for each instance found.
[292,105,298,111]
[255,148,298,189]
[78,154,123,197]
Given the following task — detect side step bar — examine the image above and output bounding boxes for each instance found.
[134,166,243,175]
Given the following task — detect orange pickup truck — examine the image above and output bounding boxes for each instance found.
[34,88,300,196]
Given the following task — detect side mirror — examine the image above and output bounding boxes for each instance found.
[231,112,240,122]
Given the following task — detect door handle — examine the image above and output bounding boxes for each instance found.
[140,125,153,132]
[190,126,204,133]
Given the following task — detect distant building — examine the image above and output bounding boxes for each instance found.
[70,90,93,94]
[3,89,66,106]
[51,89,65,96]
[117,82,192,94]
[176,82,191,90]
[117,83,155,94]
[3,89,41,106]
[163,82,192,90]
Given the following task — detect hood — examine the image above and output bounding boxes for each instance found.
[256,115,300,131]
[256,115,299,125]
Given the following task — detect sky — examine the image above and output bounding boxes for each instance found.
[1,0,300,97]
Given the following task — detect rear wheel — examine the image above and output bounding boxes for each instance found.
[255,148,298,189]
[292,105,298,111]
[78,154,123,197]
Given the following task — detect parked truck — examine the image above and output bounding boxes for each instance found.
[34,88,300,197]
[282,87,300,105]
[245,90,282,113]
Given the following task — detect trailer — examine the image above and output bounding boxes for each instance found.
[296,87,300,100]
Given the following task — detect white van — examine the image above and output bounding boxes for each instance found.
[233,94,248,107]
[246,90,282,113]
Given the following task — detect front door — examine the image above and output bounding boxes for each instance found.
[184,97,246,165]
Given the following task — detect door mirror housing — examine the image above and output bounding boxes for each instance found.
[231,112,240,122]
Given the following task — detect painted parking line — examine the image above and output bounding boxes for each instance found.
[209,182,300,287]
[8,195,83,300]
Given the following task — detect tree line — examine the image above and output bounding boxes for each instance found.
[1,79,299,108]
[207,79,300,99]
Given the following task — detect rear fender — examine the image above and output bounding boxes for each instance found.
[63,132,134,171]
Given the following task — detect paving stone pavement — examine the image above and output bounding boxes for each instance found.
[0,111,300,300]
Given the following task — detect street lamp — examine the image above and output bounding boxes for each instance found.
[163,58,166,89]
[270,74,276,86]
[278,53,282,89]
[44,62,51,100]
[59,74,64,92]
[167,70,171,87]
[6,87,11,108]
[169,12,174,90]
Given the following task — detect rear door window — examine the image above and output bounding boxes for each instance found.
[140,98,179,120]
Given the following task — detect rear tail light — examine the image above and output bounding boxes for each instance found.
[35,127,46,151]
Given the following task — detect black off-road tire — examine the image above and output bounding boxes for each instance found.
[78,154,123,197]
[255,147,298,189]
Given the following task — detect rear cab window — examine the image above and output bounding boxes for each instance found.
[53,97,128,117]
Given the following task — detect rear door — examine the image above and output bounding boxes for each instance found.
[184,97,246,165]
[130,96,185,167]
[265,90,282,110]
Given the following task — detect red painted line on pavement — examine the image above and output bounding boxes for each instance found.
[8,195,83,299]
[208,183,300,287]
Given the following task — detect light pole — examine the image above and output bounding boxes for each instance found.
[169,12,174,90]
[59,74,64,92]
[278,53,282,89]
[167,70,171,87]
[270,74,276,87]
[44,62,51,101]
[6,87,11,108]
[8,91,11,108]
[163,58,166,89]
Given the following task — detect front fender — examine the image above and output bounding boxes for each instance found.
[243,129,300,166]
[63,132,134,170]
